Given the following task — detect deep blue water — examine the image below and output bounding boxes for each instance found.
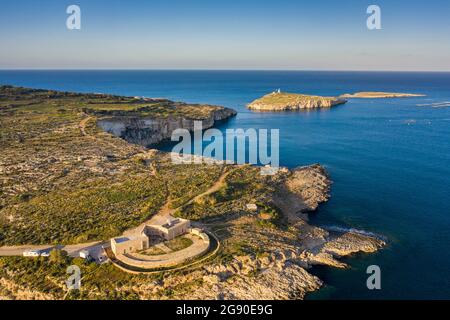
[1,70,450,299]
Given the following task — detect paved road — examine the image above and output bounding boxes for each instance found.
[0,241,109,262]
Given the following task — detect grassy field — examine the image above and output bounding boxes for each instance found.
[164,236,193,252]
[0,86,235,245]
[175,166,275,221]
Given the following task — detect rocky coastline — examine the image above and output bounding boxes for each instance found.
[247,92,347,111]
[340,91,425,98]
[0,86,385,300]
[96,118,386,300]
[97,107,236,146]
[165,163,386,300]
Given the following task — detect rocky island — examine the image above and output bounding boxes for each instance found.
[0,86,384,300]
[340,92,425,98]
[247,91,347,111]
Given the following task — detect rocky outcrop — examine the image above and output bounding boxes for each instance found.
[272,164,332,223]
[192,253,323,300]
[285,164,332,211]
[97,107,236,146]
[340,92,425,98]
[184,228,385,300]
[322,232,385,257]
[248,92,347,111]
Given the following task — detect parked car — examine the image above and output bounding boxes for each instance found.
[23,250,41,257]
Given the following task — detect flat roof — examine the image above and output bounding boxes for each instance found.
[161,218,189,230]
[113,237,130,244]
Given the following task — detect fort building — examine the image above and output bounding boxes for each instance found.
[110,218,191,255]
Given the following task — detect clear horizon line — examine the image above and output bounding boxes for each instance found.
[1,68,450,73]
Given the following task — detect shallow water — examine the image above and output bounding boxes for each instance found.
[1,70,449,299]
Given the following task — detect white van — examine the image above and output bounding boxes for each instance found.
[23,250,41,257]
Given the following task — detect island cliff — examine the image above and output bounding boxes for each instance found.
[96,107,236,146]
[248,92,347,111]
[340,92,425,99]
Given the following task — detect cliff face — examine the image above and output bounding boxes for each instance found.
[248,92,347,111]
[98,107,236,146]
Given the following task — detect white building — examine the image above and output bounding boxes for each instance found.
[111,231,150,256]
[144,218,191,241]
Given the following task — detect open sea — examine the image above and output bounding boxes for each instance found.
[1,70,449,299]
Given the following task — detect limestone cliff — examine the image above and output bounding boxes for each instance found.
[97,107,236,146]
[248,92,347,111]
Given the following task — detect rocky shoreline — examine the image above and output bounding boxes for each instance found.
[0,86,385,300]
[71,109,388,300]
[247,90,425,112]
[248,92,347,111]
[97,107,236,146]
[161,164,385,300]
[340,91,425,98]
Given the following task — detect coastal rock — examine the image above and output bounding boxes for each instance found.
[97,107,236,146]
[322,232,386,257]
[198,259,323,300]
[275,164,332,213]
[248,92,347,111]
[340,92,425,99]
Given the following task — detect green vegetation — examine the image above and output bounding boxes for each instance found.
[216,240,266,265]
[164,236,193,252]
[140,246,166,256]
[0,255,161,300]
[255,203,282,229]
[0,85,299,300]
[49,249,70,265]
[158,161,223,208]
[252,92,331,105]
[0,174,167,245]
[0,86,234,245]
[84,101,224,120]
[175,166,274,221]
[247,91,347,110]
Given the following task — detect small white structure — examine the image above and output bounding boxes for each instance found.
[79,249,90,259]
[246,203,258,212]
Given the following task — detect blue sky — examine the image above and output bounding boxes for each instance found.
[1,0,449,71]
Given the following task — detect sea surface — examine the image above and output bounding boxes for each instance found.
[1,70,450,299]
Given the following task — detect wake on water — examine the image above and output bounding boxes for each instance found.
[321,225,388,242]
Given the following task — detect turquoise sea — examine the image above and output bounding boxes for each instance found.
[1,70,450,299]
